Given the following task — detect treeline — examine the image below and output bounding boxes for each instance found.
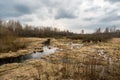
[0,19,120,43]
[68,27,120,43]
[0,20,74,38]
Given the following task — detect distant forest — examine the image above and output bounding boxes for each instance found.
[0,19,120,40]
[0,20,74,38]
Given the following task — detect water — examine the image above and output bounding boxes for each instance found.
[0,46,59,65]
[31,46,59,59]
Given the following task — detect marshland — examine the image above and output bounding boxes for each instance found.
[1,0,120,80]
[0,20,120,80]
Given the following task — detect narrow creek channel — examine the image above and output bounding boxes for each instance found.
[0,46,59,65]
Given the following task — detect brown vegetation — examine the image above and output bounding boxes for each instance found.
[0,26,26,53]
[0,19,120,80]
[0,38,120,80]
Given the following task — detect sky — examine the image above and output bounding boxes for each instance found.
[0,0,120,33]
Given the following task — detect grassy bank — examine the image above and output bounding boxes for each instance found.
[0,27,26,53]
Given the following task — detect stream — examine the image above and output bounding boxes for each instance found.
[0,43,83,66]
[0,46,59,65]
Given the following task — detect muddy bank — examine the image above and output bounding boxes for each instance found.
[0,46,59,65]
[0,38,47,59]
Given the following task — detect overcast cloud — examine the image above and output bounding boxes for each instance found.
[0,0,120,33]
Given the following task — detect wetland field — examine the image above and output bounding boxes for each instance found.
[0,2,120,79]
[0,38,120,80]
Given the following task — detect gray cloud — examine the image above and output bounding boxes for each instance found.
[107,0,120,3]
[0,8,21,18]
[83,17,96,21]
[0,0,120,33]
[15,4,31,14]
[84,6,101,12]
[0,1,31,18]
[55,9,77,19]
[100,9,120,22]
[101,15,120,22]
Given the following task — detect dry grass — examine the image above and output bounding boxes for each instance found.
[0,37,27,53]
[0,38,120,80]
[0,38,46,59]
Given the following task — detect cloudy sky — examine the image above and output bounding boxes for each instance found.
[0,0,120,33]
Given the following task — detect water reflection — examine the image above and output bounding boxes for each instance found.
[31,46,59,59]
[0,46,59,65]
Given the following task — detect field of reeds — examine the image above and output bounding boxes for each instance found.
[0,38,120,80]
